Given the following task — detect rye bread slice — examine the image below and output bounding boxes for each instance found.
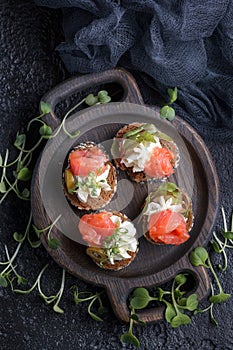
[143,188,193,245]
[85,211,139,271]
[63,143,117,210]
[113,123,179,183]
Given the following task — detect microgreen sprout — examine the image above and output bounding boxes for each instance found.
[0,243,22,287]
[27,101,51,131]
[72,286,108,321]
[4,245,27,286]
[32,214,62,250]
[11,211,41,248]
[10,265,66,314]
[160,87,177,121]
[194,283,219,326]
[210,207,233,271]
[190,246,231,303]
[120,306,142,348]
[85,90,111,106]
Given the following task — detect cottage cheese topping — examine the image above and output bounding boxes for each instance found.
[121,138,161,172]
[76,165,111,203]
[103,215,138,265]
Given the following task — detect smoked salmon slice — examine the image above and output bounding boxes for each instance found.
[144,147,174,178]
[148,209,190,245]
[78,212,116,246]
[69,147,107,176]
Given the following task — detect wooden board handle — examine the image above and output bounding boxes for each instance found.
[41,68,144,129]
[107,257,210,324]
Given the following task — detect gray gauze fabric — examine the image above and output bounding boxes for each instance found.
[35,0,233,141]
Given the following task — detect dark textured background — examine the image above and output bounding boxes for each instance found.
[0,1,232,349]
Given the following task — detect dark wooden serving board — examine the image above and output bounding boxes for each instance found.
[31,68,219,323]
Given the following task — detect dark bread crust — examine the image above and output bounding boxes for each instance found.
[143,189,194,245]
[63,143,117,210]
[86,211,139,271]
[95,250,138,270]
[113,123,179,183]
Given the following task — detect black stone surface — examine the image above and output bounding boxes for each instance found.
[0,2,232,350]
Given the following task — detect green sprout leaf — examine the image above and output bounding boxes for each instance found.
[21,188,30,199]
[209,293,231,304]
[0,181,6,193]
[53,304,64,314]
[13,232,24,243]
[177,298,187,307]
[168,87,178,103]
[17,276,27,285]
[130,288,151,309]
[97,90,108,99]
[14,133,26,148]
[85,94,98,107]
[221,230,233,240]
[40,101,51,115]
[186,294,198,311]
[48,238,60,250]
[39,124,53,137]
[171,314,190,328]
[0,275,8,287]
[211,241,221,253]
[120,333,140,348]
[17,167,32,181]
[29,240,41,249]
[165,302,176,323]
[160,105,175,121]
[0,154,3,166]
[175,273,187,286]
[189,247,209,267]
[88,311,103,322]
[98,90,111,104]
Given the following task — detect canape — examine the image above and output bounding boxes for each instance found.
[64,142,117,210]
[141,182,193,245]
[111,123,179,182]
[78,211,138,270]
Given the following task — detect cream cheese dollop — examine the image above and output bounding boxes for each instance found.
[103,215,138,265]
[76,165,111,203]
